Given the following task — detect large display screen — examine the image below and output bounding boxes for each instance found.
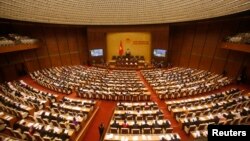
[90,49,103,57]
[153,49,167,57]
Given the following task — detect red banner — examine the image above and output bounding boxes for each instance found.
[118,40,124,56]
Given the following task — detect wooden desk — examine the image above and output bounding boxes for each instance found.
[56,103,92,113]
[17,119,75,140]
[114,110,158,115]
[190,130,208,139]
[111,119,170,126]
[104,133,181,141]
[0,112,17,128]
[35,110,84,123]
[171,104,213,117]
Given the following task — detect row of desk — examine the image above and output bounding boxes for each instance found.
[104,133,181,141]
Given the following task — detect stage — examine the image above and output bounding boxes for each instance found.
[92,63,155,70]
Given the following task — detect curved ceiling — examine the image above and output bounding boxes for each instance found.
[0,0,249,25]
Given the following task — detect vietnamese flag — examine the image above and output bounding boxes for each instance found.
[118,40,124,56]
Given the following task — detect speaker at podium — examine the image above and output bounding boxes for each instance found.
[125,48,131,57]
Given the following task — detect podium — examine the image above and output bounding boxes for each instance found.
[109,55,146,69]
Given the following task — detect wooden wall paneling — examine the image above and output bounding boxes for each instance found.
[54,28,71,66]
[164,27,169,51]
[12,24,40,73]
[5,52,24,64]
[72,27,83,65]
[43,27,60,60]
[199,57,213,70]
[60,54,72,66]
[0,54,7,66]
[210,21,238,74]
[67,28,79,52]
[199,23,222,70]
[203,23,222,56]
[168,28,174,64]
[169,26,184,66]
[22,49,37,65]
[226,61,242,79]
[219,21,239,76]
[179,24,196,67]
[71,53,81,65]
[209,58,226,74]
[152,29,169,50]
[2,65,18,81]
[38,57,52,69]
[24,36,37,72]
[55,28,69,54]
[4,52,24,77]
[67,27,79,65]
[209,22,227,73]
[20,25,39,63]
[230,19,250,80]
[151,27,169,65]
[245,55,250,83]
[50,55,62,67]
[15,63,27,75]
[187,25,197,68]
[197,24,209,69]
[94,32,106,49]
[24,60,40,72]
[225,51,246,77]
[82,28,88,65]
[16,24,37,73]
[41,26,56,67]
[170,46,179,65]
[27,25,42,71]
[34,27,50,58]
[189,23,208,68]
[162,28,169,59]
[84,30,89,65]
[101,31,107,63]
[177,27,185,67]
[0,68,4,83]
[166,30,173,64]
[35,26,52,69]
[188,55,200,69]
[239,55,248,73]
[179,53,190,68]
[52,28,65,66]
[169,18,248,79]
[151,32,159,50]
[1,52,25,80]
[87,29,106,64]
[76,28,88,65]
[150,30,169,65]
[151,32,157,62]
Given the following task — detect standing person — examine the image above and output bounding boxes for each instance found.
[99,122,105,140]
[125,48,131,57]
[72,117,78,126]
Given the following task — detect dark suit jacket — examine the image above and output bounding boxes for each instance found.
[161,121,170,128]
[111,122,120,128]
[224,112,235,119]
[153,122,160,128]
[131,123,140,129]
[141,123,150,129]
